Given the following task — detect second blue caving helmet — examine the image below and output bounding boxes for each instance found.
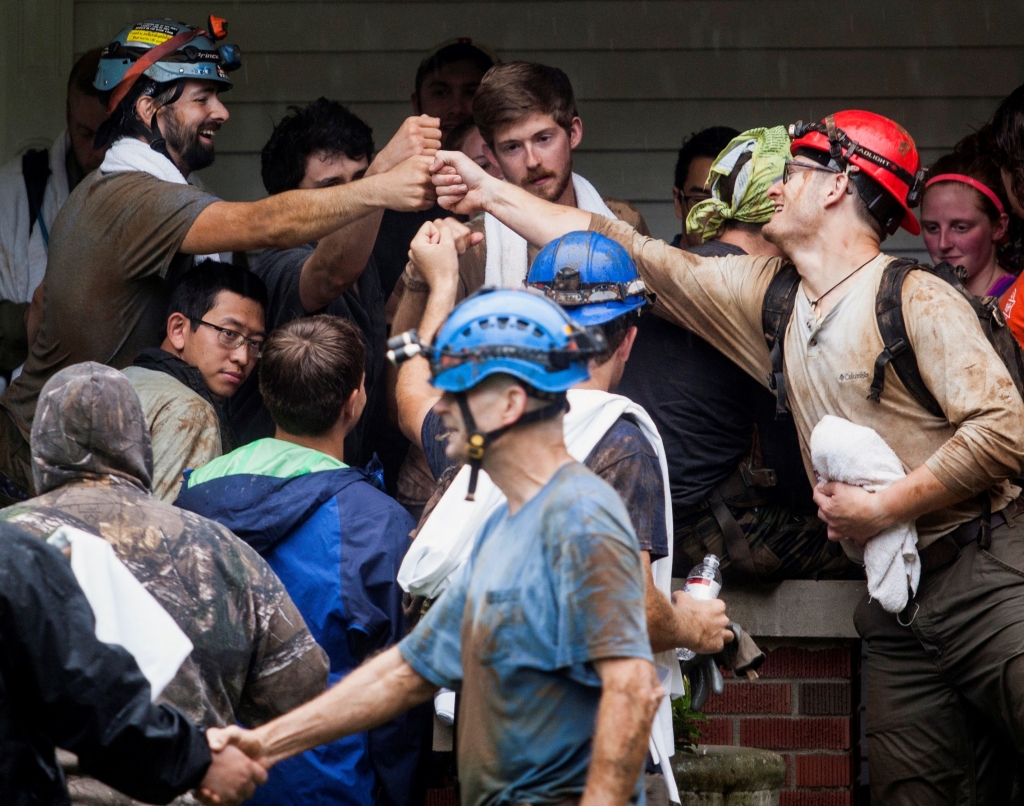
[526,231,651,327]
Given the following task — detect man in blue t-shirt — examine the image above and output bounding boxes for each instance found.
[207,260,663,806]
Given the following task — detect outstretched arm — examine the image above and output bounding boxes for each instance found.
[581,657,663,806]
[431,150,592,247]
[182,154,436,255]
[298,116,443,312]
[207,646,436,769]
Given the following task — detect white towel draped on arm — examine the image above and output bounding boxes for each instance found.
[810,415,920,613]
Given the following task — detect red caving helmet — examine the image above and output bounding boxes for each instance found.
[788,110,926,236]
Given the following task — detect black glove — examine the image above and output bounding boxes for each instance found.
[679,622,765,711]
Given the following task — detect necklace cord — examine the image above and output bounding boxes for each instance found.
[808,256,877,308]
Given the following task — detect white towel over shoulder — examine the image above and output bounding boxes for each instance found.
[810,415,920,612]
[483,173,616,289]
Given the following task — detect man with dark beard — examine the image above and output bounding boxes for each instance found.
[0,17,437,500]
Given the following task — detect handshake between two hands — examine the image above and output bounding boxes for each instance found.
[194,726,270,806]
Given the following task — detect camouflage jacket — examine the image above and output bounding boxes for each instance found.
[3,362,328,731]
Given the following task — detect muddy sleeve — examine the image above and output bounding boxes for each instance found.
[589,214,781,387]
[904,277,1024,496]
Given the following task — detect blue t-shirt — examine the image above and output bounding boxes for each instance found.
[399,462,652,806]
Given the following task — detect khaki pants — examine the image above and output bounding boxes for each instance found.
[855,515,1024,804]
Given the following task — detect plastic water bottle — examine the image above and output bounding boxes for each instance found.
[676,554,723,662]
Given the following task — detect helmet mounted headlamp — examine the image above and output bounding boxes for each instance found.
[788,113,926,235]
[527,266,652,309]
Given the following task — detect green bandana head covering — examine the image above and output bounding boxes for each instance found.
[685,125,790,243]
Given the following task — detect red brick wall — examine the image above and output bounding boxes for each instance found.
[699,645,856,806]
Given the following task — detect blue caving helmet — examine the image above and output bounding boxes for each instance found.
[389,288,605,499]
[527,231,650,327]
[430,288,602,393]
[95,18,240,109]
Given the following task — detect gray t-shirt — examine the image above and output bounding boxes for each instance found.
[1,170,216,439]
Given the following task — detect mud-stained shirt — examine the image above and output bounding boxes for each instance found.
[0,478,329,729]
[122,366,222,503]
[590,215,1024,549]
[1,171,216,443]
[399,462,651,806]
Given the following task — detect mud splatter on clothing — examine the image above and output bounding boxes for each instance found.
[400,462,652,806]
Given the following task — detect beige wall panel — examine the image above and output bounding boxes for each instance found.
[74,1,1024,52]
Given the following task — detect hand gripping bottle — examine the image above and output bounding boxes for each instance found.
[676,554,722,662]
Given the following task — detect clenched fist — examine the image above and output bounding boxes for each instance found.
[371,115,443,175]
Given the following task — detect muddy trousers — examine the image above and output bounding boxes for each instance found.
[855,516,1024,805]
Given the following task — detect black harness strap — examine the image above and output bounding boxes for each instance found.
[867,258,944,417]
[761,262,801,419]
[21,148,51,240]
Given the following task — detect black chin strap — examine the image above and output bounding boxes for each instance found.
[455,391,569,501]
[145,81,186,160]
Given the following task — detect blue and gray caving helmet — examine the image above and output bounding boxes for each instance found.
[430,287,602,394]
[527,231,650,327]
[94,17,240,113]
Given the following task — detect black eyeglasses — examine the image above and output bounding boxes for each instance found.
[195,320,264,357]
[782,158,842,184]
[678,188,713,207]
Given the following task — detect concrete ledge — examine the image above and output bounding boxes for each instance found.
[672,579,866,639]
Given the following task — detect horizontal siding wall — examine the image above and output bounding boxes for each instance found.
[74,0,1024,254]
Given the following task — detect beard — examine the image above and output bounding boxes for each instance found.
[162,112,217,173]
[519,161,573,203]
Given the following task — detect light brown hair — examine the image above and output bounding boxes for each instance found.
[472,61,578,146]
[259,315,365,436]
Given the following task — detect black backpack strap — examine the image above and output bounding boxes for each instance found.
[868,257,944,418]
[21,148,52,244]
[761,262,801,419]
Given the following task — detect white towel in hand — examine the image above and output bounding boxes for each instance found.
[810,415,920,613]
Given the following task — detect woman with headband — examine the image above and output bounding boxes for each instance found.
[920,133,1015,297]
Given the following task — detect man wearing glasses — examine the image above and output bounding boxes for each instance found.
[431,109,1024,804]
[670,126,738,248]
[123,261,267,501]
